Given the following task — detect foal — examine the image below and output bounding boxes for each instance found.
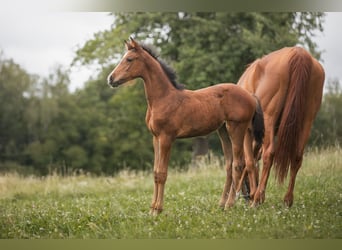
[107,38,264,215]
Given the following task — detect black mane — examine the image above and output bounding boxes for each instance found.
[140,43,185,90]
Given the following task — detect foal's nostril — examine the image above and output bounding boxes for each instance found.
[108,74,114,85]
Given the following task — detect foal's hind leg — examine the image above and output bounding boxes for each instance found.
[217,125,233,207]
[225,121,247,209]
[243,127,258,199]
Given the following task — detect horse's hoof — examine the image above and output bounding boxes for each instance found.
[283,198,293,208]
[250,201,259,208]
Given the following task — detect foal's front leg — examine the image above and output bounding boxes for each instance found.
[150,135,172,215]
[150,136,160,214]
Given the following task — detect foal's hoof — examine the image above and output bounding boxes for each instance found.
[219,200,227,208]
[150,208,163,216]
[223,201,235,211]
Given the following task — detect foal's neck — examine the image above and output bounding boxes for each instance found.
[141,59,177,106]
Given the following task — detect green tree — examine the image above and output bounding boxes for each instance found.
[73,69,119,174]
[23,66,76,174]
[0,52,33,167]
[74,12,324,86]
[310,78,342,147]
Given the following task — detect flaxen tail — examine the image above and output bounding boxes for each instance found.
[273,47,313,184]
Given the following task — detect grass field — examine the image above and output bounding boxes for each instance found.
[0,147,341,239]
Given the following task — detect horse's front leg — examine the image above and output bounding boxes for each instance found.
[150,135,172,215]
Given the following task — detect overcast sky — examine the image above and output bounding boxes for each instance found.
[0,11,113,91]
[0,11,341,91]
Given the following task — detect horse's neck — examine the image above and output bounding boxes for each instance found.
[141,62,175,107]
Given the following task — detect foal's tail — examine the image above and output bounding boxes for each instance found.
[252,96,265,154]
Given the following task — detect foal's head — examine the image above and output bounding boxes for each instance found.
[107,37,184,90]
[107,37,149,88]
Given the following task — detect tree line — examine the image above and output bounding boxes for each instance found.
[0,12,339,175]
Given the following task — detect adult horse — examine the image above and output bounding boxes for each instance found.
[107,37,264,215]
[237,46,325,207]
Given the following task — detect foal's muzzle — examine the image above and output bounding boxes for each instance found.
[107,75,123,88]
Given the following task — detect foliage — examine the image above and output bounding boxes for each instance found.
[0,148,340,238]
[0,54,33,164]
[309,78,342,147]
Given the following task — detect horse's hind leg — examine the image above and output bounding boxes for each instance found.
[217,125,233,207]
[251,115,276,207]
[284,156,302,207]
[283,115,314,207]
[284,76,323,208]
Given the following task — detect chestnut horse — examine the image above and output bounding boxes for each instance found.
[107,38,264,215]
[238,46,325,207]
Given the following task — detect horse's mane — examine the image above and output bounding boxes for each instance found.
[140,43,185,90]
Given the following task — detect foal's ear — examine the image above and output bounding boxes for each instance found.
[124,37,139,51]
[129,36,140,49]
[125,40,134,50]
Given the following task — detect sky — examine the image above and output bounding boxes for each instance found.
[0,11,113,91]
[0,11,341,92]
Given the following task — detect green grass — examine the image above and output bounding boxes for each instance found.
[0,148,341,239]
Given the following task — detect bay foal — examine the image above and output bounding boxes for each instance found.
[108,38,264,215]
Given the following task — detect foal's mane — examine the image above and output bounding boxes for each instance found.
[140,43,185,90]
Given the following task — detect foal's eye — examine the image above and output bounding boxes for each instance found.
[126,58,134,62]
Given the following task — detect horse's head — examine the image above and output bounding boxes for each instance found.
[107,37,144,88]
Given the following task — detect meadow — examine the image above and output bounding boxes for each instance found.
[0,148,341,239]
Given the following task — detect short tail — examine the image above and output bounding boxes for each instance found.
[252,96,265,153]
[273,47,313,184]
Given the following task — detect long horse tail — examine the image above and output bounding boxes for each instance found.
[273,47,313,184]
[252,95,265,153]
